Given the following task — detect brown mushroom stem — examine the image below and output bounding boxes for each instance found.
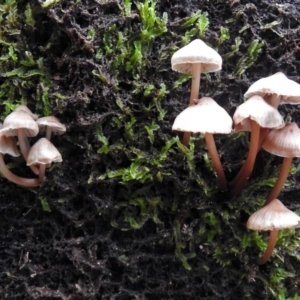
[265,94,281,109]
[46,128,52,141]
[231,120,260,196]
[205,132,227,191]
[39,164,46,183]
[0,153,40,187]
[256,229,278,265]
[17,128,40,175]
[182,64,202,146]
[264,157,293,206]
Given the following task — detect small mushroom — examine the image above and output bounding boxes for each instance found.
[173,97,232,191]
[171,39,222,145]
[262,123,300,205]
[230,95,284,196]
[0,125,39,187]
[247,199,300,265]
[27,138,62,183]
[36,116,66,140]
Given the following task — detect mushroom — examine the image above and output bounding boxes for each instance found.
[244,72,300,109]
[27,138,62,183]
[14,104,38,120]
[230,95,284,196]
[0,125,39,187]
[36,116,66,140]
[262,123,300,205]
[172,97,232,191]
[171,39,222,145]
[247,199,300,265]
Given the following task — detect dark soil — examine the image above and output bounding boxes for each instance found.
[1,0,300,299]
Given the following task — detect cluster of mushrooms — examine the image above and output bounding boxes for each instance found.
[0,104,65,187]
[171,39,300,264]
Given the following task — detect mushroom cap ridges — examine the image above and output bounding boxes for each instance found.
[171,39,222,74]
[0,110,39,137]
[247,199,300,231]
[36,116,66,134]
[27,138,62,165]
[172,97,232,134]
[244,72,300,104]
[233,95,284,131]
[262,123,300,157]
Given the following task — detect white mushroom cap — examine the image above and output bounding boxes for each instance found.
[172,97,232,134]
[233,95,284,131]
[36,116,66,135]
[0,110,39,137]
[171,39,222,73]
[27,138,62,166]
[14,105,38,120]
[0,124,19,157]
[262,123,300,157]
[247,199,300,231]
[244,72,300,104]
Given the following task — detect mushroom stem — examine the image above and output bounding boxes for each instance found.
[39,164,46,183]
[231,120,260,196]
[46,127,52,141]
[182,63,202,146]
[0,153,40,187]
[17,128,39,175]
[264,157,293,206]
[265,94,281,109]
[256,229,278,265]
[205,132,227,191]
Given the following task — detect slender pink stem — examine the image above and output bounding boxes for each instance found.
[256,230,278,265]
[182,64,202,146]
[264,157,293,206]
[0,153,40,187]
[231,120,260,196]
[205,132,227,191]
[39,164,46,183]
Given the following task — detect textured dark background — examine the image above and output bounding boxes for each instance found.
[1,0,300,299]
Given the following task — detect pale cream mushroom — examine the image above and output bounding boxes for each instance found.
[244,72,300,108]
[27,138,62,183]
[0,124,39,187]
[230,95,284,196]
[262,123,300,205]
[36,116,66,140]
[247,199,300,265]
[14,104,38,120]
[171,39,222,145]
[173,97,232,191]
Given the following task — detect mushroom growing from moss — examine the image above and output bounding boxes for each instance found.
[230,95,284,196]
[27,138,62,183]
[247,199,300,265]
[172,97,232,191]
[36,116,66,140]
[262,122,300,205]
[171,39,222,145]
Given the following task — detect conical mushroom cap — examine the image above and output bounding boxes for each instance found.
[0,124,19,157]
[171,39,222,74]
[247,199,300,231]
[172,97,232,134]
[262,123,300,157]
[36,116,66,135]
[0,110,38,137]
[244,72,300,104]
[233,95,284,131]
[27,138,62,165]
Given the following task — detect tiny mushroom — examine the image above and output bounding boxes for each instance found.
[230,95,284,196]
[172,97,232,191]
[27,137,62,183]
[36,116,66,140]
[171,39,222,145]
[244,72,300,108]
[247,199,300,265]
[0,125,39,187]
[262,122,300,205]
